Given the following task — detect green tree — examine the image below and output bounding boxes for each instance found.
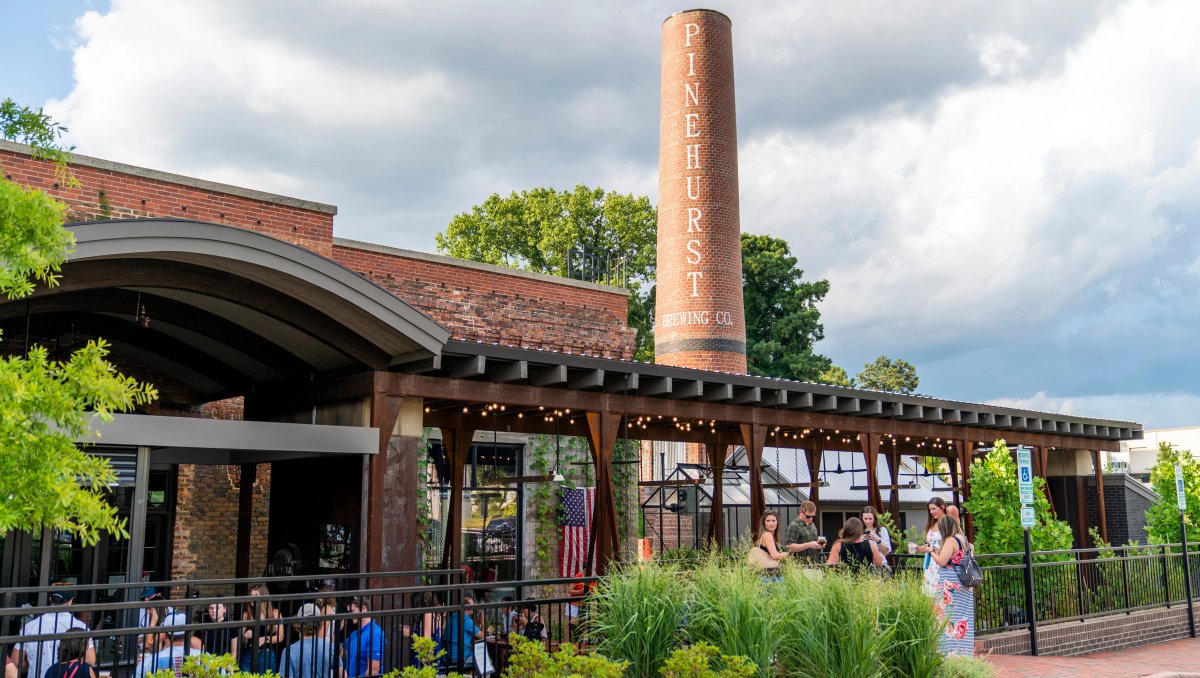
[855,355,919,394]
[818,365,854,387]
[435,185,657,360]
[964,440,1073,555]
[0,100,157,546]
[1144,441,1200,545]
[741,233,832,380]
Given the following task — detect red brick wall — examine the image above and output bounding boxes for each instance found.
[0,145,335,256]
[655,10,747,374]
[171,462,271,589]
[978,605,1195,657]
[332,243,637,358]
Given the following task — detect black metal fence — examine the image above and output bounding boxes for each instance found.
[1,572,596,677]
[898,543,1200,636]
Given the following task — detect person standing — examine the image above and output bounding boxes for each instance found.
[238,584,282,674]
[196,600,237,656]
[134,612,202,678]
[826,517,885,570]
[916,497,948,590]
[784,501,825,562]
[341,598,386,678]
[11,586,94,678]
[280,604,343,678]
[860,506,892,557]
[928,515,975,656]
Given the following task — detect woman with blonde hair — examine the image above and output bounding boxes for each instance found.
[928,515,975,656]
[827,517,885,569]
[237,584,282,674]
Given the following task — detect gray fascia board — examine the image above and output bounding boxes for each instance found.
[436,341,1143,438]
[80,413,378,455]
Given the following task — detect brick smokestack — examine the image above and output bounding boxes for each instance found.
[655,9,747,374]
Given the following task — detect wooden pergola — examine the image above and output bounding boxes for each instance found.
[275,340,1140,576]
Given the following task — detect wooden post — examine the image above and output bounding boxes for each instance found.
[1091,450,1108,544]
[438,425,474,570]
[741,423,768,533]
[948,453,961,508]
[805,438,823,503]
[1033,446,1056,518]
[858,433,883,513]
[884,444,901,520]
[956,441,975,542]
[706,442,731,547]
[585,411,622,576]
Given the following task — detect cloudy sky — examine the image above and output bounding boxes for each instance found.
[4,0,1199,428]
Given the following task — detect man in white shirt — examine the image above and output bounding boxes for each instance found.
[134,612,201,678]
[10,588,94,678]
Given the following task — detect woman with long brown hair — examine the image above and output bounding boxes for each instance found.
[237,584,282,674]
[747,510,786,573]
[826,516,884,569]
[916,498,947,568]
[928,515,975,655]
[859,506,892,557]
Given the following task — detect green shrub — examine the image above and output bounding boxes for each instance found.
[685,560,782,677]
[502,634,627,677]
[148,653,276,678]
[659,643,755,678]
[588,562,689,677]
[934,655,995,678]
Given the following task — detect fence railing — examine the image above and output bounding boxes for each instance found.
[0,574,595,677]
[899,544,1200,636]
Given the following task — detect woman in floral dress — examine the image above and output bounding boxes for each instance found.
[928,515,975,656]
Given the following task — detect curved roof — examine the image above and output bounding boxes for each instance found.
[0,219,450,403]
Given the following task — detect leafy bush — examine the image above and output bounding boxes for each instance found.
[659,643,755,678]
[934,655,995,678]
[502,634,627,677]
[1145,441,1200,546]
[148,653,273,678]
[588,562,689,677]
[965,440,1073,557]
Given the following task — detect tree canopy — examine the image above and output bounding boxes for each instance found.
[855,355,919,394]
[740,233,832,381]
[0,100,157,545]
[1144,441,1200,545]
[436,185,657,359]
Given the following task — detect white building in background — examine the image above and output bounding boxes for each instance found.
[1112,427,1200,478]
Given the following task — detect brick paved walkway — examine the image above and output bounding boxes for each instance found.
[987,636,1200,677]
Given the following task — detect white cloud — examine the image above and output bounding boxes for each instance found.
[739,0,1200,363]
[976,33,1031,78]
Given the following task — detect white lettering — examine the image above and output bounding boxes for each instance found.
[685,82,699,107]
[685,113,700,138]
[687,239,702,264]
[687,207,702,232]
[688,52,696,77]
[687,271,703,297]
[715,311,732,326]
[685,23,700,47]
[686,144,701,169]
[687,176,702,200]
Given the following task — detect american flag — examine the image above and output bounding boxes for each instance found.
[560,486,595,576]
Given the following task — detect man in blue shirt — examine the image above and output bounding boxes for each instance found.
[443,593,483,670]
[341,599,385,678]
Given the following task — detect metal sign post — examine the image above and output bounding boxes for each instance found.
[1177,463,1196,638]
[1018,447,1038,654]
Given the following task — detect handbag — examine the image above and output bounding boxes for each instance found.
[746,544,777,570]
[952,536,984,587]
